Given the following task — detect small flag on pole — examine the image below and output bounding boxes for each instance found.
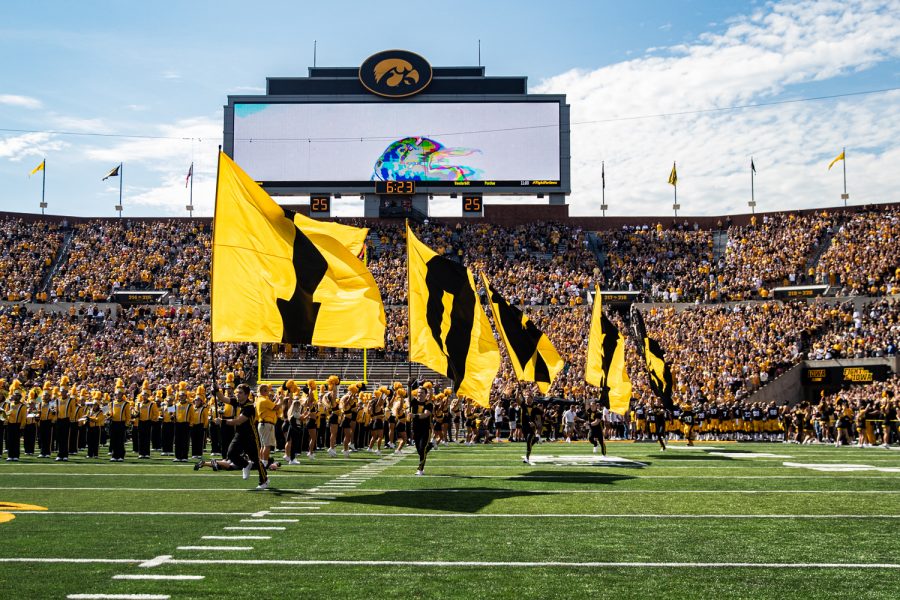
[29,160,45,176]
[827,150,845,171]
[103,164,121,180]
[601,162,605,190]
[751,158,756,174]
[185,163,193,188]
[668,162,677,186]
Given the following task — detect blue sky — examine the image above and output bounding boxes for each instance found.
[1,0,898,217]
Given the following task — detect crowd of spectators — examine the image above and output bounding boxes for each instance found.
[0,304,253,393]
[51,220,210,304]
[808,299,899,359]
[815,206,900,296]
[0,218,64,302]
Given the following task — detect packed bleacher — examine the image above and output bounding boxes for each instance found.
[0,205,898,407]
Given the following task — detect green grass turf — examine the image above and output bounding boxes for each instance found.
[1,442,899,599]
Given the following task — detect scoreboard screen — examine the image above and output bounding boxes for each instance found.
[231,101,562,193]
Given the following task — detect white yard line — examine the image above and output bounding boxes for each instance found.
[162,558,900,569]
[67,595,170,600]
[223,526,285,531]
[239,518,298,523]
[222,512,900,519]
[0,558,141,564]
[175,546,252,551]
[201,535,271,540]
[112,575,204,581]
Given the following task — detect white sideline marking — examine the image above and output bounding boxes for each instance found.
[113,575,204,581]
[68,595,170,599]
[270,506,320,510]
[0,487,287,492]
[250,510,269,518]
[202,535,271,540]
[0,558,141,564]
[138,555,171,568]
[312,489,900,495]
[245,512,900,519]
[164,558,900,569]
[280,500,330,504]
[708,452,794,459]
[6,511,250,516]
[784,462,900,473]
[526,455,648,467]
[224,526,285,531]
[240,519,298,523]
[176,546,252,551]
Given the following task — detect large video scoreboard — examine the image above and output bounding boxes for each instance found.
[223,50,570,198]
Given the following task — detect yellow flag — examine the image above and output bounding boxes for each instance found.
[668,162,677,186]
[29,160,45,176]
[211,152,385,347]
[407,224,499,407]
[585,289,632,415]
[481,274,563,394]
[827,150,845,170]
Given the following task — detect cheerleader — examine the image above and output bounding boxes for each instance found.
[339,384,359,457]
[367,389,386,455]
[301,384,319,460]
[392,388,409,454]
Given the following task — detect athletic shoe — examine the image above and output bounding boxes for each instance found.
[5,458,12,462]
[242,464,251,480]
[415,470,424,476]
[110,458,117,462]
[289,459,301,465]
[194,460,203,471]
[343,450,350,457]
[522,459,530,465]
[374,450,381,456]
[211,460,219,472]
[255,480,269,491]
[306,453,315,460]
[282,454,290,462]
[328,448,337,457]
[593,446,598,454]
[172,458,180,463]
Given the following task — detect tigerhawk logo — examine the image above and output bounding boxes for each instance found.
[360,50,432,98]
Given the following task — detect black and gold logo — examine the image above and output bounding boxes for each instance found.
[359,50,432,98]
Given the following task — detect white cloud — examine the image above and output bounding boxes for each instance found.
[0,132,66,161]
[0,94,42,109]
[534,0,900,216]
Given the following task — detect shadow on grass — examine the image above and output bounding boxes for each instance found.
[326,487,554,512]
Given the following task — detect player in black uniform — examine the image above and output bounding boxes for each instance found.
[195,384,268,490]
[652,402,668,450]
[410,382,434,475]
[586,400,606,456]
[520,393,543,464]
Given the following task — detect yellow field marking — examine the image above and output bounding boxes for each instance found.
[0,501,48,524]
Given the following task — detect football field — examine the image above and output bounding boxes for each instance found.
[1,441,899,599]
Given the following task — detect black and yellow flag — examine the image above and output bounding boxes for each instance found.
[630,305,674,409]
[407,224,499,407]
[585,289,632,415]
[668,162,677,186]
[481,274,563,394]
[211,152,385,347]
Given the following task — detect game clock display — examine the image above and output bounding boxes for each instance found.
[310,195,330,213]
[462,195,482,214]
[375,181,416,195]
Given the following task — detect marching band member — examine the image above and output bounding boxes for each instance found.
[160,389,175,456]
[137,391,159,459]
[55,379,77,462]
[108,386,131,462]
[301,383,320,460]
[38,384,55,458]
[190,386,209,459]
[23,388,38,456]
[4,388,25,461]
[85,396,106,459]
[173,386,193,462]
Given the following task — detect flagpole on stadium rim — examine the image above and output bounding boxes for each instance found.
[118,163,123,218]
[209,147,222,418]
[41,159,47,215]
[842,146,848,207]
[363,244,368,384]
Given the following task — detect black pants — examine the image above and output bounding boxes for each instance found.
[131,424,140,453]
[413,423,431,471]
[55,419,70,459]
[23,423,36,455]
[87,427,101,458]
[523,426,536,458]
[39,421,53,456]
[589,425,606,454]
[162,422,174,454]
[109,421,127,460]
[5,423,21,459]
[190,424,205,457]
[226,433,267,485]
[151,420,162,450]
[138,421,152,457]
[69,423,80,454]
[220,424,235,459]
[174,422,190,460]
[209,422,221,454]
